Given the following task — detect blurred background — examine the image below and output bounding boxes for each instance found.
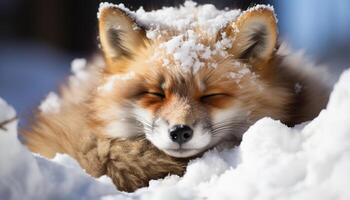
[0,0,349,126]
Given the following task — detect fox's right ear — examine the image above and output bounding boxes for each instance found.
[98,5,147,71]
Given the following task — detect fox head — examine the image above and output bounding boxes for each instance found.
[92,5,293,158]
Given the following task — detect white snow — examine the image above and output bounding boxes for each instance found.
[69,58,92,89]
[38,92,61,114]
[98,1,242,74]
[71,58,89,81]
[241,4,277,23]
[99,1,241,36]
[1,69,350,200]
[98,71,136,93]
[0,97,119,200]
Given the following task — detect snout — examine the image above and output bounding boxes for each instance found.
[169,124,193,144]
[145,117,212,158]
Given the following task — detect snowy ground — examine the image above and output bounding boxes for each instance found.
[0,69,350,199]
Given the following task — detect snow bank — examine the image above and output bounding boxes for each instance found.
[0,98,118,200]
[1,69,350,199]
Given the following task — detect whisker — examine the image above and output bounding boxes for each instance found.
[212,118,251,126]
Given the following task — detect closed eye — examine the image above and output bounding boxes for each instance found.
[146,92,165,99]
[200,93,228,101]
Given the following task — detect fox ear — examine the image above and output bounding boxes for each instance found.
[222,6,278,63]
[98,6,147,66]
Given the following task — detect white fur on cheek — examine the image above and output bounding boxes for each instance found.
[182,124,211,149]
[104,120,132,138]
[146,118,179,149]
[132,106,153,131]
[211,106,250,140]
[99,104,138,138]
[212,106,247,124]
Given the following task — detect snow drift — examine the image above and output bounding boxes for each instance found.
[0,69,350,199]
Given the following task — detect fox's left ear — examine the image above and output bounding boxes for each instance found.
[221,6,278,64]
[98,5,147,71]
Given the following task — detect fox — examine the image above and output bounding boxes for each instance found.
[22,3,330,192]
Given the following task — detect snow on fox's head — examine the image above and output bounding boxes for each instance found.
[93,3,289,158]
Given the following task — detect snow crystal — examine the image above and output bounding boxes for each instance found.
[227,62,258,86]
[241,4,277,23]
[157,29,234,73]
[98,71,135,93]
[71,58,88,80]
[162,35,183,54]
[38,92,61,114]
[69,58,90,87]
[146,29,159,40]
[97,2,126,19]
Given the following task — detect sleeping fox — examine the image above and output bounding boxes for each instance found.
[22,3,330,192]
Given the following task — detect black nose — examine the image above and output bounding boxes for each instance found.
[169,124,193,144]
